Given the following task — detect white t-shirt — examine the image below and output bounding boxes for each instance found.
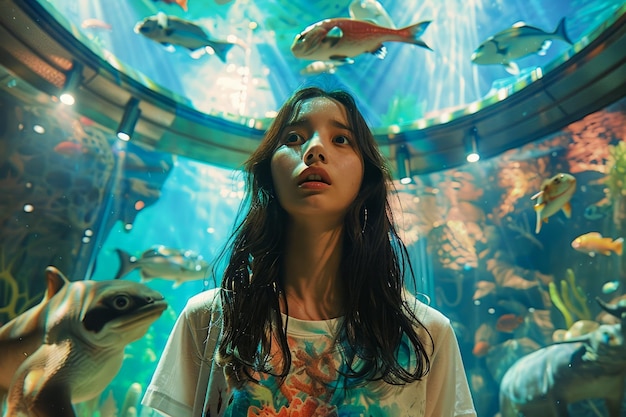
[142,288,476,417]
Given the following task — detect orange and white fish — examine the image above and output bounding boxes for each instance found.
[291,18,432,63]
[153,0,188,12]
[571,232,623,257]
[531,173,576,234]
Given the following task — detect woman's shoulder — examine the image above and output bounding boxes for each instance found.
[182,287,223,322]
[402,290,451,332]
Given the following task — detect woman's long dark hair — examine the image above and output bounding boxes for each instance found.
[215,87,432,385]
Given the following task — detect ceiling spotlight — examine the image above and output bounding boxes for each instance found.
[59,62,83,106]
[117,97,141,141]
[465,127,480,163]
[396,145,412,185]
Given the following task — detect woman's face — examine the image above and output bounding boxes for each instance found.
[270,96,364,223]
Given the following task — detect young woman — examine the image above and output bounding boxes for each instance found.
[142,87,476,417]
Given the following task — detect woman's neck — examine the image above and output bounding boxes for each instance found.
[280,222,345,320]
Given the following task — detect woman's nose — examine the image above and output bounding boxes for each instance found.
[304,136,326,164]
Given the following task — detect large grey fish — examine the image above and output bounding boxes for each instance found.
[134,12,239,62]
[114,245,210,287]
[471,17,573,75]
[0,266,167,417]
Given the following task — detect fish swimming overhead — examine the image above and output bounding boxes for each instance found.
[571,232,624,257]
[348,0,396,28]
[0,266,167,417]
[134,12,239,62]
[115,245,210,287]
[300,58,354,75]
[291,18,432,62]
[531,172,576,234]
[471,17,573,75]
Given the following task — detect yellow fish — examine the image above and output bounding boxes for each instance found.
[571,232,624,257]
[531,173,576,233]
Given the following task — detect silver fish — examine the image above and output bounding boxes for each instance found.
[134,12,239,62]
[348,0,396,28]
[115,245,210,287]
[291,18,432,62]
[300,58,354,75]
[471,17,572,75]
[0,266,166,417]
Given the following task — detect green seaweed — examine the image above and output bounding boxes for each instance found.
[606,141,626,200]
[549,268,591,328]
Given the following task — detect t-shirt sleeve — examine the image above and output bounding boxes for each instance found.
[424,314,477,417]
[141,291,216,417]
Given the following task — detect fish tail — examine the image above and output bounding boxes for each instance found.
[553,17,573,45]
[401,20,433,50]
[211,42,235,63]
[114,249,135,280]
[614,237,624,256]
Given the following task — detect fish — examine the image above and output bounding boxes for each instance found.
[54,140,88,156]
[530,172,576,234]
[571,232,624,257]
[602,280,620,295]
[0,266,166,416]
[300,58,354,75]
[114,245,210,287]
[153,0,188,11]
[348,0,396,28]
[291,18,432,63]
[134,12,239,62]
[80,18,112,31]
[471,17,573,75]
[495,313,524,333]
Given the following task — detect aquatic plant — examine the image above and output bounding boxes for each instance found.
[606,141,626,200]
[549,268,591,328]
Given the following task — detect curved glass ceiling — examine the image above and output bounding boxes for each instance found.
[39,0,623,127]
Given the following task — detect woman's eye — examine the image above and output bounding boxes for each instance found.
[334,135,350,145]
[285,133,303,144]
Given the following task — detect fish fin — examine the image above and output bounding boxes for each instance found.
[114,249,135,280]
[512,21,526,28]
[588,252,596,257]
[328,57,354,65]
[172,280,181,289]
[178,0,188,12]
[324,26,343,47]
[561,201,572,218]
[44,266,69,299]
[156,11,168,30]
[553,17,573,44]
[371,45,387,59]
[614,237,624,256]
[402,20,432,50]
[505,61,519,75]
[535,211,542,234]
[209,42,235,63]
[537,40,552,56]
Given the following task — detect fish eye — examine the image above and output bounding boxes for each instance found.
[112,294,132,310]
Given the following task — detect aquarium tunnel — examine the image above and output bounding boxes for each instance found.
[1,0,626,415]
